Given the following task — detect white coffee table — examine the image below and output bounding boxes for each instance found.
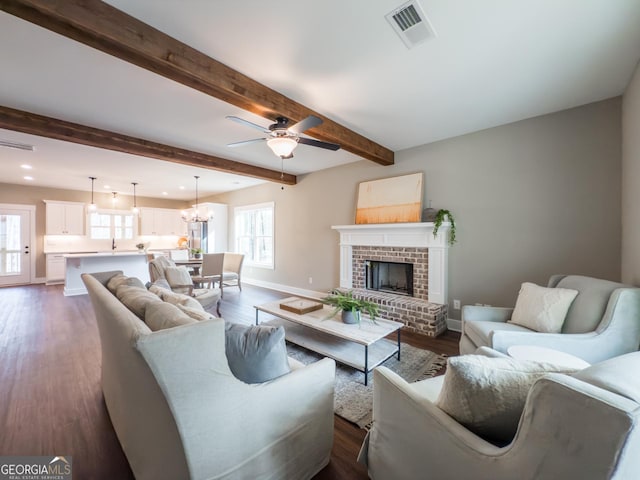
[255,297,404,385]
[507,345,591,369]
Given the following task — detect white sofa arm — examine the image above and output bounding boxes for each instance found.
[137,319,336,480]
[462,305,513,323]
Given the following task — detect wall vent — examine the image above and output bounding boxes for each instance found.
[385,0,436,49]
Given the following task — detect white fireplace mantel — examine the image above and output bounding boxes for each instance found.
[331,222,450,304]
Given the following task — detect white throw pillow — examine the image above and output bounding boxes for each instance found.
[435,355,577,442]
[508,282,578,333]
[165,266,194,288]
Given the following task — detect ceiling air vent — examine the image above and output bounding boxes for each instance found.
[0,139,34,151]
[385,0,436,49]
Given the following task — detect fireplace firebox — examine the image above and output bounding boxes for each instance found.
[366,260,414,297]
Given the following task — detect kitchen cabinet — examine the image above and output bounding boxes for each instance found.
[139,208,187,236]
[44,201,85,235]
[46,253,66,284]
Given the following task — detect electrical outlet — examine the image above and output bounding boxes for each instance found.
[308,277,313,284]
[453,299,461,310]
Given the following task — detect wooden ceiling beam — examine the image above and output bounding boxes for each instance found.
[1,0,394,166]
[0,106,297,185]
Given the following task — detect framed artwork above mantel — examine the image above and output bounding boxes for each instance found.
[355,172,423,224]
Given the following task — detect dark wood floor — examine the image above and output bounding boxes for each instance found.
[0,283,460,479]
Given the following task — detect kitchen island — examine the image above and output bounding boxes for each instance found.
[63,251,151,296]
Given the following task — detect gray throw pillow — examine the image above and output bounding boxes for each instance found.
[225,323,291,384]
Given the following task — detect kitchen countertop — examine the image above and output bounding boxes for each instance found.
[63,251,149,258]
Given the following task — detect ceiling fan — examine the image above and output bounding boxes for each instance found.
[226,114,341,159]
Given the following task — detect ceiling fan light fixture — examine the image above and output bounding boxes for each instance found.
[267,136,298,159]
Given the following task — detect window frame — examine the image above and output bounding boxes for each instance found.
[234,202,275,269]
[88,209,137,241]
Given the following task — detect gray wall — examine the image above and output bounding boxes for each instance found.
[622,61,640,285]
[210,98,622,319]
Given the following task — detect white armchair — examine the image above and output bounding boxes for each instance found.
[460,275,640,363]
[358,352,640,480]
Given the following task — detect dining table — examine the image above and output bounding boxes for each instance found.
[173,258,203,276]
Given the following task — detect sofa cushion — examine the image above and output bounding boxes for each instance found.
[224,323,291,384]
[151,278,171,291]
[149,284,203,311]
[116,284,163,319]
[435,354,578,443]
[177,304,216,321]
[508,282,578,333]
[464,320,532,348]
[144,301,197,331]
[572,351,640,403]
[553,276,623,333]
[107,273,130,294]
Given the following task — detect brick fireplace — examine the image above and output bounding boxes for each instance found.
[332,222,450,336]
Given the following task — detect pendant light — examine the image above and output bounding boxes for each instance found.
[88,176,97,211]
[131,182,139,214]
[181,175,210,223]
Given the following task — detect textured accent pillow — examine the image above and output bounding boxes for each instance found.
[149,284,203,311]
[435,355,578,443]
[106,273,130,294]
[225,323,291,384]
[177,303,216,321]
[508,282,578,333]
[116,284,163,319]
[165,266,193,288]
[145,301,197,331]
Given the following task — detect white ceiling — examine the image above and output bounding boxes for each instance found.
[1,0,639,200]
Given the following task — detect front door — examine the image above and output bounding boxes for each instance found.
[0,207,31,286]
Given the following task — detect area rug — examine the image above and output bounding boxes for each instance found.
[286,342,447,429]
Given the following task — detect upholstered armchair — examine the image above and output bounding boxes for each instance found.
[459,275,640,363]
[148,256,220,314]
[358,351,640,480]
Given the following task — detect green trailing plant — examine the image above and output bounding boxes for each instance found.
[433,209,456,245]
[322,289,379,324]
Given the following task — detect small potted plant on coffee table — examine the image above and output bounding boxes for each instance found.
[322,289,380,325]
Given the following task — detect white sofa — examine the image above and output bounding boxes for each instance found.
[82,271,336,480]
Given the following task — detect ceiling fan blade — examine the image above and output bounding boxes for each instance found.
[288,115,323,134]
[226,115,270,134]
[298,137,340,151]
[227,138,266,147]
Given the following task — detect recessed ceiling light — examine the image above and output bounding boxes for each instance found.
[21,164,32,170]
[104,185,111,189]
[232,181,240,185]
[179,186,185,190]
[162,192,168,196]
[24,176,34,181]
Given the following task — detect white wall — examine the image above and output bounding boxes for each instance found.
[211,98,622,319]
[622,60,640,285]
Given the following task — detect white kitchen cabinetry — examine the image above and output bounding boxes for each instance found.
[44,201,85,235]
[46,253,66,284]
[140,208,187,236]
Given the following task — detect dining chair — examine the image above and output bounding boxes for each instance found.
[191,253,225,293]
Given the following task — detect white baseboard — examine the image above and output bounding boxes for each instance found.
[447,318,461,332]
[34,277,46,284]
[243,278,326,300]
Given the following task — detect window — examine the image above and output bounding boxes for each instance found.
[89,211,135,240]
[234,202,274,268]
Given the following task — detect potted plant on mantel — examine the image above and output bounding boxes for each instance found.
[432,209,457,246]
[322,289,380,325]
